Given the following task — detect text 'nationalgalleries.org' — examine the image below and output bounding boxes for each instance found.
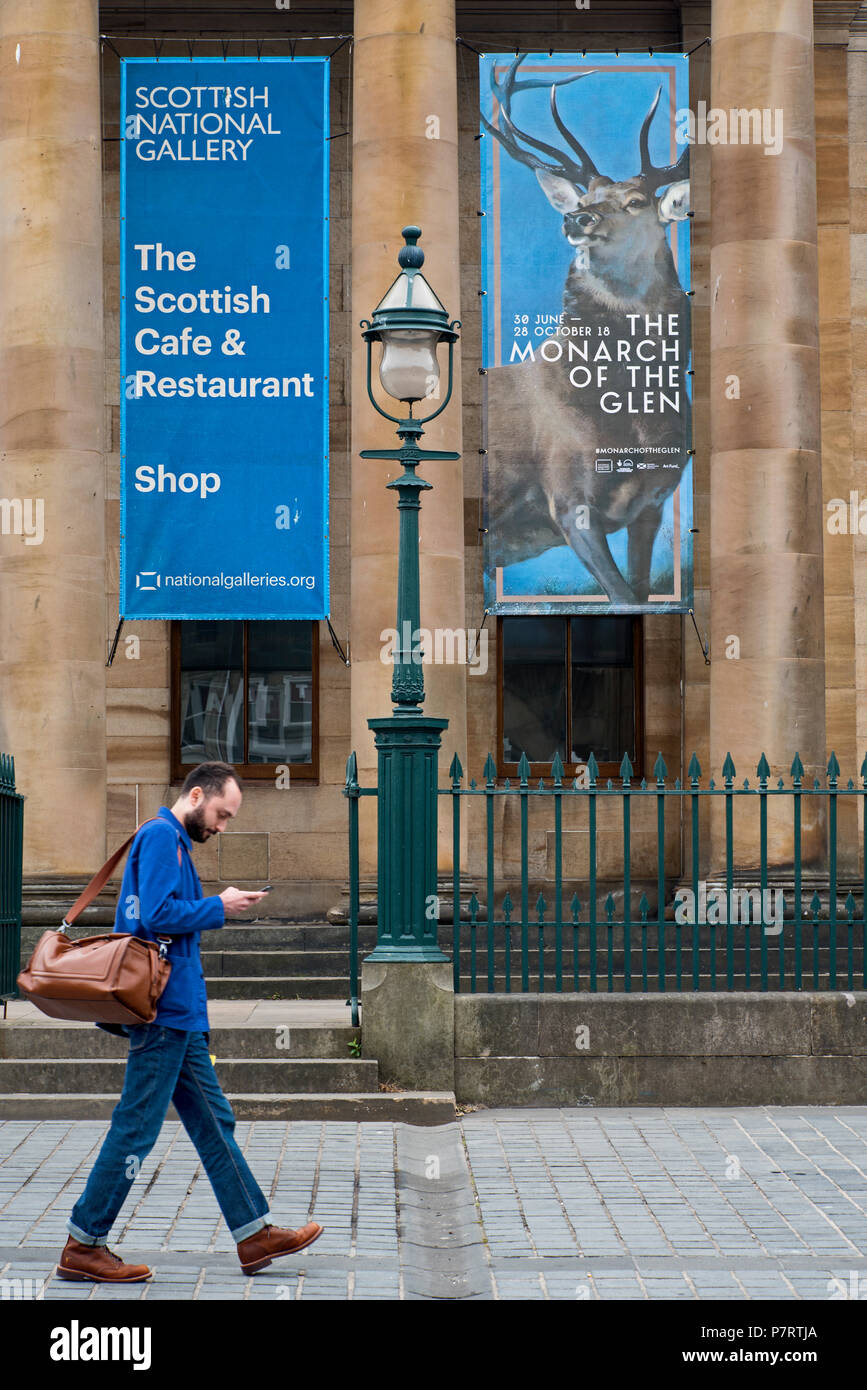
[133,570,317,591]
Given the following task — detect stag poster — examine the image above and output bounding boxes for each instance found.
[480,53,693,614]
[120,57,329,620]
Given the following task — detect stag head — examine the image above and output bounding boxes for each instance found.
[482,57,690,277]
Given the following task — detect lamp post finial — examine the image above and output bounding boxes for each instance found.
[398,226,424,270]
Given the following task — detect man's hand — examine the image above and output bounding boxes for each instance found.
[219,887,269,917]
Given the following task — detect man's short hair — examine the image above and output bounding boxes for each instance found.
[180,761,242,799]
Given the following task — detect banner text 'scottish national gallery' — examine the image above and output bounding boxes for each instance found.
[0,0,860,915]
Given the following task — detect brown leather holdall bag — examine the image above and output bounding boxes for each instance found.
[16,821,172,1025]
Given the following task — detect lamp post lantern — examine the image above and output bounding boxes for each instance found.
[359,226,461,962]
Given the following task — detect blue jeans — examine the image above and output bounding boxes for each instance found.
[67,1024,270,1245]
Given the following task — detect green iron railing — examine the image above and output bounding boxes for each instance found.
[345,748,867,998]
[0,754,24,1006]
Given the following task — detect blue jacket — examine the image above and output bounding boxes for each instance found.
[113,806,224,1030]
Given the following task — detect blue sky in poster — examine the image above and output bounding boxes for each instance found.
[120,57,329,620]
[479,53,692,612]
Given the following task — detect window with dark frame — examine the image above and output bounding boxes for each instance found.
[498,615,643,779]
[171,620,318,781]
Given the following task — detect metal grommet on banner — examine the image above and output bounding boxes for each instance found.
[153,38,162,63]
[221,39,229,62]
[479,368,487,376]
[187,38,195,62]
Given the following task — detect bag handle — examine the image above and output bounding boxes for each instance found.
[62,817,178,930]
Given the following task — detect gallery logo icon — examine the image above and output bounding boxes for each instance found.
[135,572,161,590]
[616,457,634,472]
[595,457,613,473]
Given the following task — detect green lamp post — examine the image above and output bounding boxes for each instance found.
[359,226,461,962]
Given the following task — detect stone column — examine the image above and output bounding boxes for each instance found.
[709,0,826,868]
[681,1,712,874]
[0,0,106,874]
[815,16,858,876]
[350,0,467,877]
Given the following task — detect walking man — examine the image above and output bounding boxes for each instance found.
[57,761,322,1282]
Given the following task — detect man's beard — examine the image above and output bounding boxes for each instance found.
[183,804,212,842]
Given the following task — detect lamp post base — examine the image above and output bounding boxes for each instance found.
[361,959,454,1091]
[367,712,449,960]
[363,945,450,963]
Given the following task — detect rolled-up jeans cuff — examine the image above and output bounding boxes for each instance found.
[232,1214,269,1243]
[67,1218,107,1246]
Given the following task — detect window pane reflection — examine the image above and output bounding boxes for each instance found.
[502,618,567,763]
[247,622,313,765]
[179,622,244,764]
[570,617,635,764]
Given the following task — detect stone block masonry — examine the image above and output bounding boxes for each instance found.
[454,993,867,1107]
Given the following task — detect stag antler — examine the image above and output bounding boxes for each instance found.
[549,86,599,185]
[481,60,689,196]
[638,86,689,191]
[480,54,598,190]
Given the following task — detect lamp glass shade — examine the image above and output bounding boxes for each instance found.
[378,328,440,403]
[374,271,446,315]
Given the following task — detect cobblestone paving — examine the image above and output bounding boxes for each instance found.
[1,1107,866,1300]
[463,1107,867,1300]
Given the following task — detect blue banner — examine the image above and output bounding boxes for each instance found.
[120,57,329,619]
[480,54,692,614]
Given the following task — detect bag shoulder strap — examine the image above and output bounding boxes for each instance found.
[63,816,179,928]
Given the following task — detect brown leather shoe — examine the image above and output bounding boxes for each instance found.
[56,1236,153,1283]
[237,1222,323,1275]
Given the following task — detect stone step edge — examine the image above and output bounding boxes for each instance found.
[0,1061,372,1073]
[0,1093,458,1125]
[0,1024,360,1033]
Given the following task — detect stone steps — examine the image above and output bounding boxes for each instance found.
[200,949,366,977]
[19,921,379,957]
[0,1007,456,1124]
[206,975,353,999]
